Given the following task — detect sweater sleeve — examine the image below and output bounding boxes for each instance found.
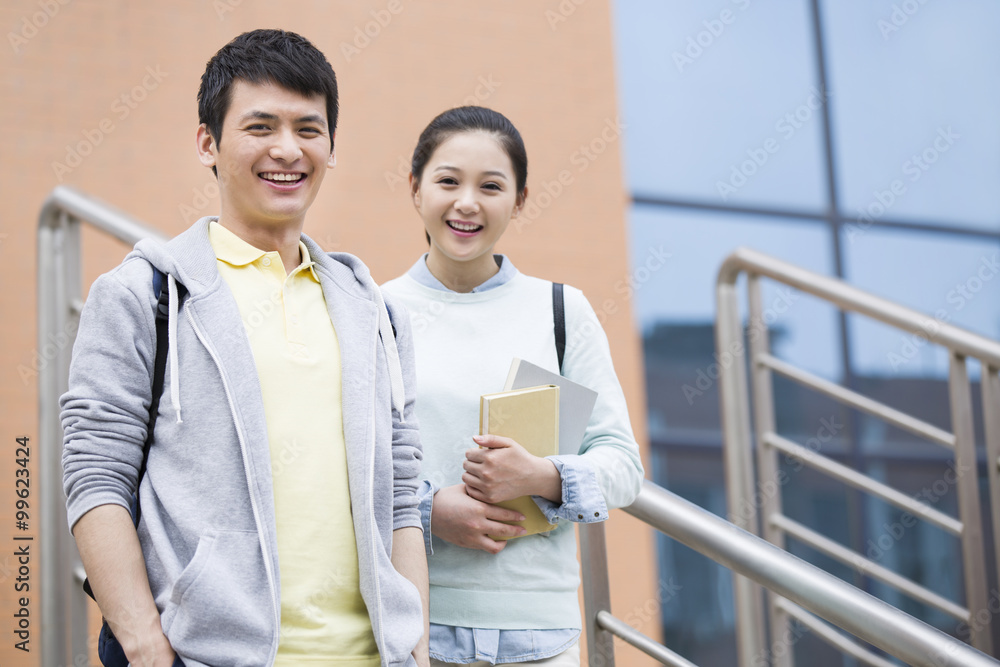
[554,287,644,511]
[384,292,425,531]
[61,260,159,532]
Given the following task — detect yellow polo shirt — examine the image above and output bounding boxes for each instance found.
[210,222,378,666]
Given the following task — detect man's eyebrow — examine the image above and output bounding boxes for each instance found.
[238,111,327,126]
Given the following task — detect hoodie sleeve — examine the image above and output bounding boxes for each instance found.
[61,258,159,532]
[384,292,424,531]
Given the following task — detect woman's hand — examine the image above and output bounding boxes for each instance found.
[462,434,563,505]
[431,484,526,553]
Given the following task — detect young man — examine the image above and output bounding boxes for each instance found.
[61,30,428,667]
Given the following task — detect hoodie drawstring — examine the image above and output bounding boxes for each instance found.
[167,273,183,423]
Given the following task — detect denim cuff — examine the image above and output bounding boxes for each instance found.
[531,455,608,524]
[417,479,437,555]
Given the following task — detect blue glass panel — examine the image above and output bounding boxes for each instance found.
[613,0,825,209]
[843,227,1000,378]
[630,206,841,376]
[822,0,1000,231]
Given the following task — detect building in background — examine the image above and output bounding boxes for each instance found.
[614,1,1000,664]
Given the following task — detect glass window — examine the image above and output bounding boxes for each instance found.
[614,0,826,210]
[821,1,1000,231]
[843,227,1000,378]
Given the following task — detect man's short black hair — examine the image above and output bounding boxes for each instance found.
[197,29,338,150]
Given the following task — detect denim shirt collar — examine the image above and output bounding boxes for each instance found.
[406,253,517,293]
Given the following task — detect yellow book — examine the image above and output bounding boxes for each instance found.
[479,384,560,539]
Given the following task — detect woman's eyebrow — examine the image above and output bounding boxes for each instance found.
[433,165,508,179]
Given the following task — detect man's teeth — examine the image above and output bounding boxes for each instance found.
[261,173,303,182]
[449,221,480,231]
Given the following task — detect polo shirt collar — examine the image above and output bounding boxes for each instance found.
[209,220,319,282]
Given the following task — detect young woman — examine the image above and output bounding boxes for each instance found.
[382,107,644,667]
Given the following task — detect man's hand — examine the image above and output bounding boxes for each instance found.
[391,527,429,667]
[462,435,562,505]
[431,484,526,553]
[73,504,177,666]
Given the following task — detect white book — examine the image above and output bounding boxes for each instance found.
[503,358,598,456]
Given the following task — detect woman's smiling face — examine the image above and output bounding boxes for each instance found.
[411,131,524,290]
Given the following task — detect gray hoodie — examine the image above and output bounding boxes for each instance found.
[61,218,424,667]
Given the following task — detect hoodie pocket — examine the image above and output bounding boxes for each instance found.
[163,530,273,665]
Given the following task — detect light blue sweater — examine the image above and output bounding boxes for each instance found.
[383,260,643,631]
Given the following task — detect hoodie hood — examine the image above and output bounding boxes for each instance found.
[127,217,406,421]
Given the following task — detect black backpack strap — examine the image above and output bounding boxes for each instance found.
[83,268,171,603]
[134,270,171,525]
[552,282,566,374]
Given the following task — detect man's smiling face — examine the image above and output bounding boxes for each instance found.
[197,79,336,234]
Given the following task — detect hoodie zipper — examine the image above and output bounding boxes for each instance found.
[187,310,281,661]
[369,313,386,659]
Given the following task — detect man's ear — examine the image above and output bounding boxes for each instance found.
[328,132,336,169]
[196,124,217,168]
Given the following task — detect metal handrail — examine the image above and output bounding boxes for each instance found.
[39,185,166,667]
[715,247,1000,663]
[579,483,998,667]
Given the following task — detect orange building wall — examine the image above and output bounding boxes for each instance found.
[0,1,659,665]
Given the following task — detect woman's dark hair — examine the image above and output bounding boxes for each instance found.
[197,29,338,152]
[411,106,528,195]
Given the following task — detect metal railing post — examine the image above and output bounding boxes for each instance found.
[38,186,167,666]
[579,522,616,667]
[983,365,1000,597]
[747,276,789,667]
[39,207,89,667]
[948,353,992,653]
[716,267,767,667]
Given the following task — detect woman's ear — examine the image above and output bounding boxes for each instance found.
[409,172,421,207]
[511,186,529,217]
[196,123,217,168]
